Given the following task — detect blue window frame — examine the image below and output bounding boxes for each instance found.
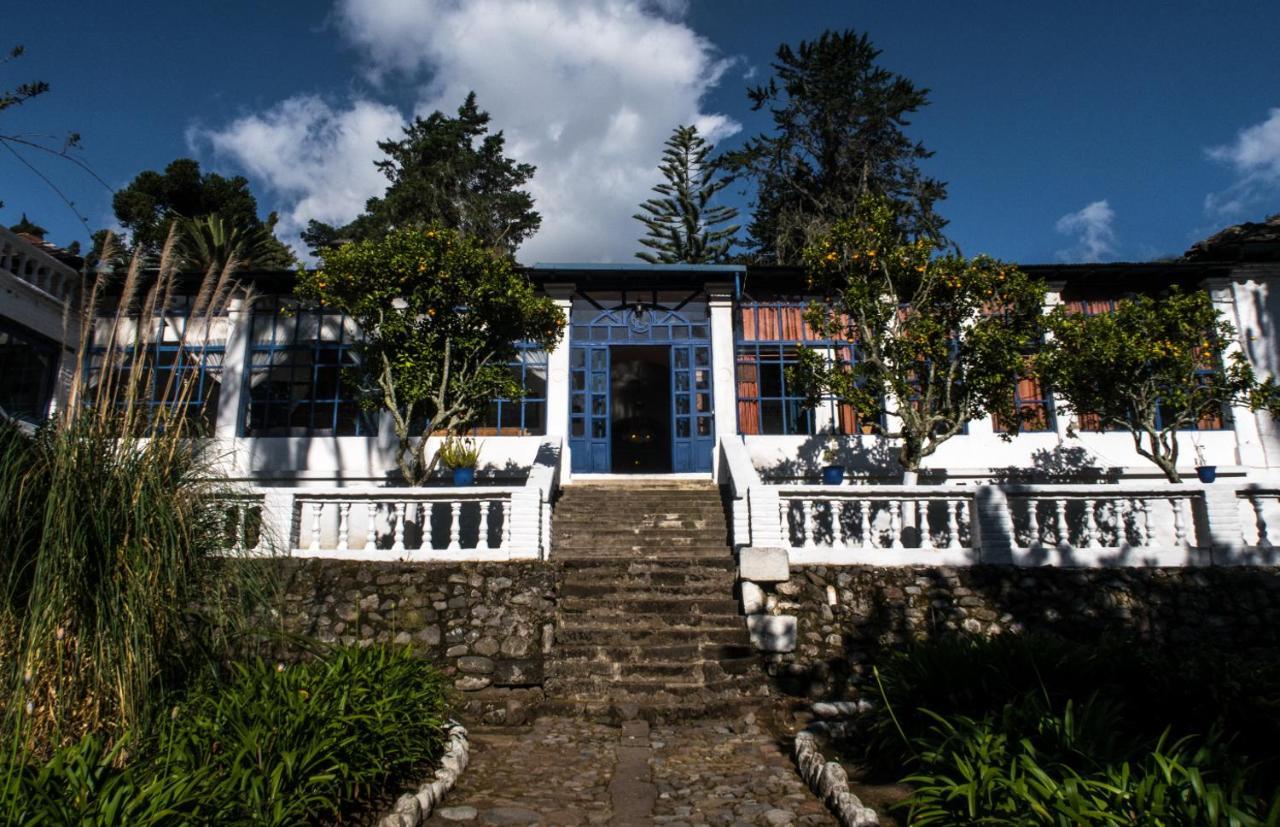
[242,300,374,437]
[88,344,224,426]
[477,345,547,435]
[735,297,877,435]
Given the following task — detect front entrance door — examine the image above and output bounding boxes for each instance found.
[611,346,671,473]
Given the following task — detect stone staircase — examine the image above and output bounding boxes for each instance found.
[543,481,767,722]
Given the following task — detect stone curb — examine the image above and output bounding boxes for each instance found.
[793,727,878,827]
[378,721,470,827]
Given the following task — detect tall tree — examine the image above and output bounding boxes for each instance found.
[112,158,294,267]
[720,30,947,264]
[791,196,1045,481]
[634,124,739,264]
[302,93,539,257]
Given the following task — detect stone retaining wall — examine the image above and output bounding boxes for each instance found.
[763,565,1280,698]
[273,559,561,724]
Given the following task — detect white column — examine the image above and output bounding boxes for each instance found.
[1043,280,1073,444]
[214,295,251,443]
[542,282,574,437]
[1207,277,1265,470]
[707,281,738,440]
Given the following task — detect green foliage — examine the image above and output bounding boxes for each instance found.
[859,635,1280,825]
[1039,288,1280,482]
[0,235,275,755]
[438,436,481,470]
[0,45,48,115]
[112,158,294,266]
[303,92,539,257]
[0,646,452,826]
[296,227,564,484]
[795,195,1046,474]
[175,212,291,273]
[634,124,739,263]
[719,29,947,264]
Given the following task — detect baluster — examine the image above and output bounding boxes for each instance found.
[917,500,934,550]
[336,502,351,552]
[836,501,850,549]
[1025,499,1041,549]
[420,502,434,550]
[447,501,462,551]
[476,500,491,551]
[1082,499,1099,548]
[1252,497,1274,550]
[859,500,874,549]
[958,499,971,546]
[1054,499,1069,548]
[391,502,406,553]
[309,502,322,552]
[363,502,378,551]
[234,503,248,552]
[889,500,904,549]
[801,500,816,548]
[946,500,961,549]
[780,500,792,545]
[1135,499,1151,547]
[1171,497,1189,547]
[501,499,513,550]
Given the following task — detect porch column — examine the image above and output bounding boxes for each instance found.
[1044,280,1073,444]
[1207,276,1267,470]
[542,283,575,461]
[707,282,738,439]
[215,295,251,442]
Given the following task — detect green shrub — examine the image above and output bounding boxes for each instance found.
[0,645,451,826]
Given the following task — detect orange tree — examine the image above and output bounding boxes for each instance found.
[296,227,564,485]
[1038,287,1280,482]
[792,196,1046,480]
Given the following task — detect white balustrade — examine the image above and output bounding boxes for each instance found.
[776,485,976,564]
[1237,488,1280,564]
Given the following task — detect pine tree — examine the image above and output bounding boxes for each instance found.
[634,125,739,264]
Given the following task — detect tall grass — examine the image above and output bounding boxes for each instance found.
[0,228,276,756]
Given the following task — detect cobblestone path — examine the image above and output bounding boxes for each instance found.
[422,715,833,826]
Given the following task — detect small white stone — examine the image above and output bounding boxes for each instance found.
[739,547,790,582]
[740,581,766,613]
[414,786,436,813]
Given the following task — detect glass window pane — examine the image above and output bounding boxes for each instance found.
[675,396,690,415]
[696,417,711,436]
[676,419,690,437]
[761,400,783,434]
[760,363,783,397]
[571,417,585,436]
[592,418,607,438]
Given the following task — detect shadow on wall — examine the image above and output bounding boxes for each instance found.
[759,432,904,484]
[990,442,1122,484]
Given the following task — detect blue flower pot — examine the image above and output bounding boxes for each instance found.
[821,465,845,486]
[1196,466,1216,483]
[452,467,476,486]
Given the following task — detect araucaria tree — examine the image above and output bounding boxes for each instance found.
[792,196,1046,480]
[634,124,739,263]
[720,30,947,264]
[302,93,539,257]
[1038,288,1280,482]
[296,228,564,485]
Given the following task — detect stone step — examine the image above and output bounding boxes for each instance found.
[560,597,740,615]
[535,694,765,724]
[557,557,737,573]
[555,625,749,646]
[553,642,754,663]
[561,583,731,600]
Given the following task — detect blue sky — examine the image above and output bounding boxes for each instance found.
[3,0,1278,265]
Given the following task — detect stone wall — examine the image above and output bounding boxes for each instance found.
[273,559,561,725]
[763,565,1280,699]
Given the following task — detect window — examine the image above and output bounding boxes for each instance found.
[0,319,60,423]
[735,297,874,435]
[243,300,374,437]
[87,344,223,427]
[476,346,547,435]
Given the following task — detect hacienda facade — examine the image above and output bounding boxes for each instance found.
[3,221,1280,571]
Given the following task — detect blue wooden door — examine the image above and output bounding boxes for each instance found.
[670,343,715,472]
[569,345,610,472]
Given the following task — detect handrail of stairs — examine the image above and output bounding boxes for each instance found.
[717,436,785,551]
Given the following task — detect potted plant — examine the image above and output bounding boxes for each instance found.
[820,440,845,486]
[439,436,481,486]
[1193,441,1216,483]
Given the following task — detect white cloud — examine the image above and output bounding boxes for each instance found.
[197,0,738,263]
[1055,200,1117,263]
[1204,108,1280,218]
[196,96,404,251]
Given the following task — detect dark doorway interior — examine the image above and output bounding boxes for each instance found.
[610,345,671,473]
